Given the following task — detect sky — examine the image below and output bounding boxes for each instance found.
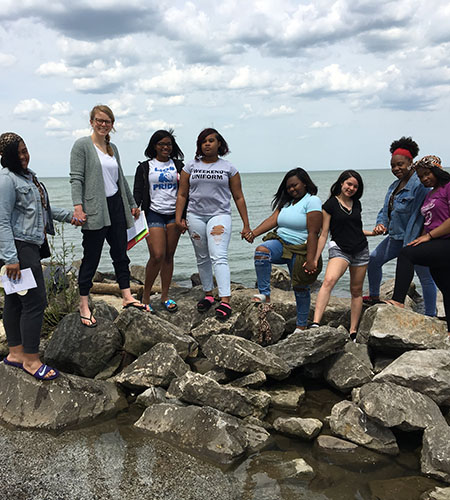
[1,0,450,177]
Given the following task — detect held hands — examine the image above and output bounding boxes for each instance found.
[131,207,140,220]
[373,224,387,235]
[5,263,21,280]
[241,227,254,243]
[71,205,87,226]
[303,260,317,275]
[176,219,188,234]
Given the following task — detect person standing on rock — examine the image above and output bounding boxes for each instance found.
[364,137,436,315]
[0,132,78,380]
[175,128,251,320]
[70,105,151,328]
[385,155,450,334]
[133,130,185,313]
[312,170,376,340]
[244,167,322,333]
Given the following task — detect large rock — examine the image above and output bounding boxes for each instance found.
[421,486,450,499]
[202,334,291,380]
[311,296,352,330]
[373,350,450,406]
[115,343,191,390]
[44,312,122,378]
[355,382,445,431]
[329,400,399,455]
[264,384,306,411]
[229,371,267,388]
[115,307,198,359]
[190,315,240,346]
[135,403,270,465]
[421,424,450,483]
[324,341,373,392]
[167,371,270,419]
[266,325,347,369]
[273,417,322,440]
[358,304,448,349]
[0,364,127,429]
[233,303,286,345]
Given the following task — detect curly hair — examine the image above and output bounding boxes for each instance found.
[389,136,419,159]
[0,137,25,176]
[272,167,318,211]
[144,129,184,160]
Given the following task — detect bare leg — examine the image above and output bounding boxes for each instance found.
[79,295,96,326]
[349,264,367,333]
[159,223,181,304]
[313,258,349,325]
[142,227,167,305]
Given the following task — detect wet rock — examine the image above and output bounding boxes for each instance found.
[242,421,274,454]
[329,400,399,455]
[115,343,191,390]
[358,304,448,349]
[264,384,306,411]
[44,312,122,378]
[233,303,286,345]
[202,334,291,380]
[356,382,445,431]
[167,371,270,418]
[369,476,441,500]
[421,424,450,483]
[229,370,267,388]
[115,307,198,359]
[266,325,347,370]
[190,315,240,345]
[421,486,450,499]
[135,403,270,465]
[273,417,322,440]
[314,435,392,470]
[374,350,450,406]
[0,364,127,429]
[324,341,374,392]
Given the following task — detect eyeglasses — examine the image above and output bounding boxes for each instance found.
[156,141,172,148]
[94,118,113,126]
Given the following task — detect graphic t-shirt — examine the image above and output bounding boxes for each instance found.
[421,182,450,239]
[183,158,238,215]
[323,196,367,254]
[148,159,178,214]
[276,193,322,245]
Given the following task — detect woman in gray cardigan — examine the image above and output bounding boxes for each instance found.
[70,105,151,327]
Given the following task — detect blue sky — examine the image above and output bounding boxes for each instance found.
[1,0,450,176]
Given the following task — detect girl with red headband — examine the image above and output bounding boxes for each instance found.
[364,137,436,316]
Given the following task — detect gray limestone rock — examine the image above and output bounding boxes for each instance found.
[202,334,291,380]
[373,350,450,406]
[0,364,127,429]
[273,417,322,440]
[421,486,450,500]
[324,341,374,392]
[44,312,122,378]
[229,371,267,388]
[422,424,450,483]
[92,299,119,322]
[190,315,240,346]
[356,382,445,431]
[135,403,270,465]
[167,371,271,418]
[264,384,306,411]
[233,303,286,345]
[266,325,347,369]
[115,343,191,390]
[115,306,198,359]
[358,303,448,348]
[329,400,399,455]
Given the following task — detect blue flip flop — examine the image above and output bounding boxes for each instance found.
[3,357,23,369]
[23,363,59,381]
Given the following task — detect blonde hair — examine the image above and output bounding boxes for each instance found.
[90,105,115,156]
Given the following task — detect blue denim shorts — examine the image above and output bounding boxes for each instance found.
[328,243,369,266]
[146,209,176,228]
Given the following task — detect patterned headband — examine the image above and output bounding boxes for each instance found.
[413,155,443,171]
[0,132,23,155]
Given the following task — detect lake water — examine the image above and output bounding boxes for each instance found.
[43,169,401,297]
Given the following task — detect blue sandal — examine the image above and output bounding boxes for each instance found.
[162,299,178,313]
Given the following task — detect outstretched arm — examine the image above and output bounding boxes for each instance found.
[229,173,251,239]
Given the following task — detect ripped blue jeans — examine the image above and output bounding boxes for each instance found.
[187,212,232,297]
[255,238,310,327]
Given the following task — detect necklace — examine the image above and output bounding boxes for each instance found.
[336,196,352,215]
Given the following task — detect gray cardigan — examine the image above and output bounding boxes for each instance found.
[70,136,136,230]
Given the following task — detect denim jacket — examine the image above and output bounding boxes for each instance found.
[0,168,72,264]
[376,172,429,245]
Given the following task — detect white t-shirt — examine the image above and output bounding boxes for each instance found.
[183,158,238,216]
[148,159,178,214]
[95,146,118,197]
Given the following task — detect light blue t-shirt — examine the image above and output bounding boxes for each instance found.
[276,193,322,244]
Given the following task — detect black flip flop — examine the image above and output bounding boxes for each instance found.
[80,312,97,328]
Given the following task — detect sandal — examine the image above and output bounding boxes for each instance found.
[123,302,153,313]
[162,299,178,313]
[197,296,215,312]
[350,332,357,342]
[80,312,97,328]
[215,302,232,320]
[251,293,268,303]
[23,363,59,381]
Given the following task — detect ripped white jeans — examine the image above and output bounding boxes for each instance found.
[187,212,232,297]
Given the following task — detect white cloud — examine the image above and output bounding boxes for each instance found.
[145,119,182,131]
[45,117,67,129]
[72,128,91,139]
[160,95,185,106]
[264,105,295,116]
[50,101,72,115]
[0,52,16,67]
[13,98,46,116]
[310,121,331,128]
[36,61,69,76]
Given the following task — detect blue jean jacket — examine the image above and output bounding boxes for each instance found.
[376,172,429,245]
[0,168,72,264]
